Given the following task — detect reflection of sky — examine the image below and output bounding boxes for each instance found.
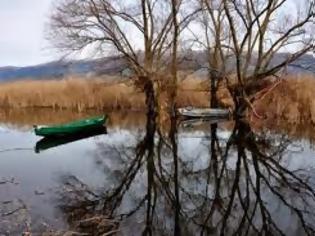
[0,127,108,228]
[1,124,315,233]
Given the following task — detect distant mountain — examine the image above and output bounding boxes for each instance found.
[183,51,315,75]
[0,61,90,81]
[282,53,315,74]
[0,52,313,82]
[0,56,128,82]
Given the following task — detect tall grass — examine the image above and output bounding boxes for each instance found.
[0,78,145,111]
[0,77,209,111]
[1,74,315,125]
[253,74,315,124]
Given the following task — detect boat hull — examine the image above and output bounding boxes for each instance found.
[178,108,230,119]
[34,115,107,137]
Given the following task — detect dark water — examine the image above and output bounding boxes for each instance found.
[1,110,315,235]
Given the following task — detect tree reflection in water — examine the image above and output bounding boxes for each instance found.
[56,116,315,235]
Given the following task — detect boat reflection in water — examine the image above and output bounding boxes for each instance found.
[35,127,107,153]
[179,117,229,129]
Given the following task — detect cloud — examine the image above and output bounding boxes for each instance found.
[0,0,55,66]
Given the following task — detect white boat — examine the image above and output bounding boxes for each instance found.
[178,107,231,118]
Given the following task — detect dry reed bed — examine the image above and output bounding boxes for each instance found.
[254,74,315,124]
[0,77,209,111]
[1,75,315,125]
[0,78,145,110]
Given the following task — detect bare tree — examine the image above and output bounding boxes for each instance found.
[49,0,314,118]
[198,0,232,108]
[225,0,314,117]
[170,0,180,117]
[49,0,198,119]
[193,0,314,116]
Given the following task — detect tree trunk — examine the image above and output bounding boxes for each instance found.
[230,87,248,119]
[143,77,157,123]
[210,74,219,108]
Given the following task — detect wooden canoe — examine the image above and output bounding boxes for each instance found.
[34,115,107,137]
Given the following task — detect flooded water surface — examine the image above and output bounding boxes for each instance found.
[1,109,315,235]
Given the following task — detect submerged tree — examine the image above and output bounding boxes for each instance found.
[189,0,230,108]
[49,0,314,117]
[192,0,314,116]
[49,0,197,119]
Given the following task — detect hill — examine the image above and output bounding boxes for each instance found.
[0,56,128,82]
[0,52,314,82]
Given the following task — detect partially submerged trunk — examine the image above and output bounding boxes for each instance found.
[141,76,157,123]
[228,86,248,119]
[210,74,219,108]
[229,78,274,119]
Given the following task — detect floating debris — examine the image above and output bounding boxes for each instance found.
[0,177,19,185]
[0,199,29,235]
[34,189,45,196]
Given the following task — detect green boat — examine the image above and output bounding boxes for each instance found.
[34,115,107,137]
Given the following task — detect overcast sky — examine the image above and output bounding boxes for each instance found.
[0,0,54,67]
[0,0,312,68]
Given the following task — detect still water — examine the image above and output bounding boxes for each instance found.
[1,109,315,235]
